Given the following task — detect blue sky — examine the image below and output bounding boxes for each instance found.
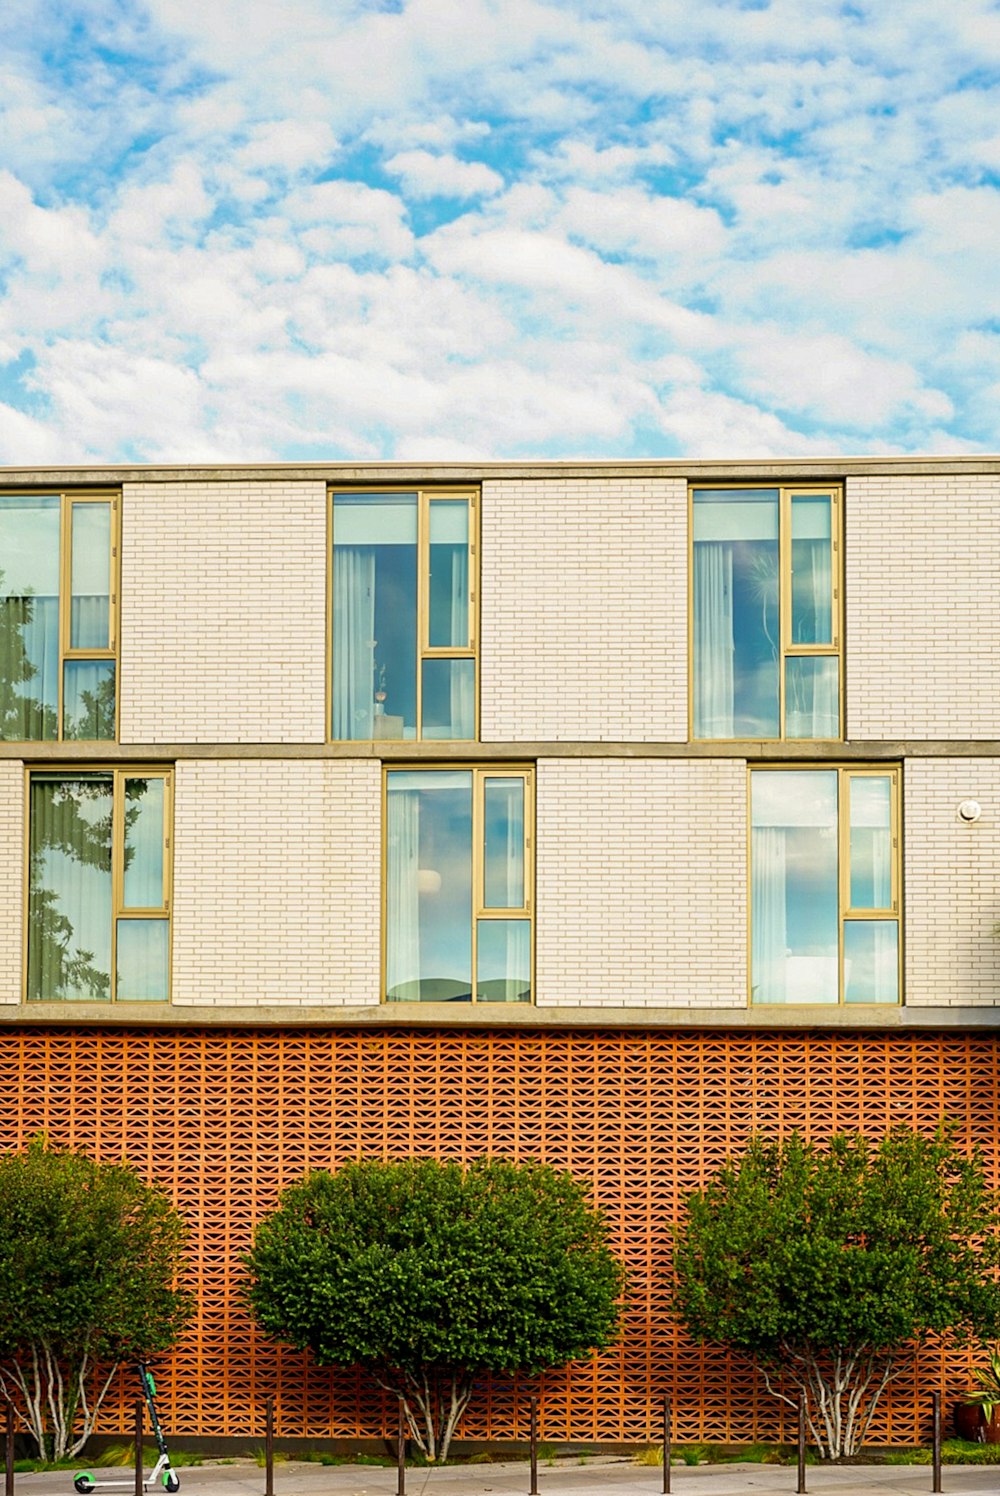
[1,0,999,461]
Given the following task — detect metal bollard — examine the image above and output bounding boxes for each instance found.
[529,1394,538,1496]
[133,1398,143,1496]
[5,1403,13,1496]
[397,1397,405,1496]
[661,1396,671,1496]
[932,1391,942,1494]
[264,1396,274,1496]
[796,1394,806,1495]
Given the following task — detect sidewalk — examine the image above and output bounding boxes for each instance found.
[11,1458,1000,1496]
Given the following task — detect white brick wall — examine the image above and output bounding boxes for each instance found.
[847,474,1000,738]
[904,759,1000,1006]
[481,478,687,742]
[120,481,327,743]
[535,758,746,1006]
[171,759,381,1006]
[0,762,22,1004]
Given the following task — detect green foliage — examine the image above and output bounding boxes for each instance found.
[246,1156,623,1460]
[963,1343,1000,1418]
[0,1137,190,1460]
[672,1128,1000,1459]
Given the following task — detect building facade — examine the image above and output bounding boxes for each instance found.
[0,457,998,1447]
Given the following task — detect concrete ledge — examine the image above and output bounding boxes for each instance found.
[4,1002,998,1029]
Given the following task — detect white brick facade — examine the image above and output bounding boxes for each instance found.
[480,477,688,742]
[904,758,1000,1006]
[171,758,381,1006]
[0,762,22,1005]
[120,480,327,744]
[847,473,1000,739]
[535,758,746,1006]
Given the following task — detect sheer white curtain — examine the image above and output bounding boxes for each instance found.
[332,549,376,739]
[751,825,787,1003]
[449,547,474,737]
[693,543,734,737]
[789,539,838,737]
[385,788,420,1000]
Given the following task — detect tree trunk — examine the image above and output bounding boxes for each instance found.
[761,1346,902,1460]
[0,1343,120,1462]
[375,1367,474,1464]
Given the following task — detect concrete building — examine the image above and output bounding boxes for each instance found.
[0,457,997,1447]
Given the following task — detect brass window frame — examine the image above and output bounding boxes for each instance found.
[23,764,173,1004]
[380,762,534,1005]
[0,489,120,742]
[689,483,843,742]
[327,486,480,742]
[747,763,902,1008]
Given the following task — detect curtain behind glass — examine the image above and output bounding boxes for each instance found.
[751,825,787,1002]
[28,777,113,1000]
[332,547,376,739]
[449,546,474,736]
[0,496,59,740]
[385,785,420,1000]
[693,543,734,737]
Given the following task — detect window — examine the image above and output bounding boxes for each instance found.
[330,489,477,741]
[27,769,172,1002]
[691,486,841,739]
[0,492,118,741]
[750,767,900,1005]
[384,766,532,1003]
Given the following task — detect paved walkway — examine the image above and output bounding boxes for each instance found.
[12,1458,1000,1496]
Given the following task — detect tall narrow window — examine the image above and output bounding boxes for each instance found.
[27,769,172,1002]
[0,493,118,741]
[384,766,532,1003]
[692,486,841,739]
[750,767,899,1005]
[330,489,477,741]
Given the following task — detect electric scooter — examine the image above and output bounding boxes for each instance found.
[74,1364,180,1494]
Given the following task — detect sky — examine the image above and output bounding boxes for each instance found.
[1,0,999,462]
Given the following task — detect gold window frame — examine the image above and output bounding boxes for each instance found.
[380,763,534,1005]
[689,483,843,741]
[747,763,902,1007]
[0,489,120,742]
[23,765,173,1003]
[327,487,480,742]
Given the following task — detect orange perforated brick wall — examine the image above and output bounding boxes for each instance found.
[1,1025,996,1446]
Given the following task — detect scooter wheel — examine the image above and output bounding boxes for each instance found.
[74,1475,96,1493]
[163,1473,180,1493]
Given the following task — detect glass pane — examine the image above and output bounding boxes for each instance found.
[693,490,780,738]
[123,778,165,909]
[28,776,113,1001]
[429,500,470,648]
[421,658,475,740]
[844,920,898,1003]
[116,919,169,1001]
[785,657,839,739]
[849,777,893,909]
[0,495,59,741]
[63,660,116,740]
[790,495,833,645]
[484,778,525,908]
[385,771,472,1002]
[332,494,417,740]
[70,503,111,650]
[477,919,531,1003]
[751,771,839,1004]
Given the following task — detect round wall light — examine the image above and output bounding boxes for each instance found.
[958,800,982,822]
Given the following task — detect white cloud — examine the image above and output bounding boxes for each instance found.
[383,150,503,200]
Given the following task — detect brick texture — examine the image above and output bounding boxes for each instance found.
[171,759,381,1006]
[847,474,1000,738]
[536,758,746,1006]
[0,762,22,1004]
[480,477,687,742]
[904,758,1000,1006]
[120,481,327,743]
